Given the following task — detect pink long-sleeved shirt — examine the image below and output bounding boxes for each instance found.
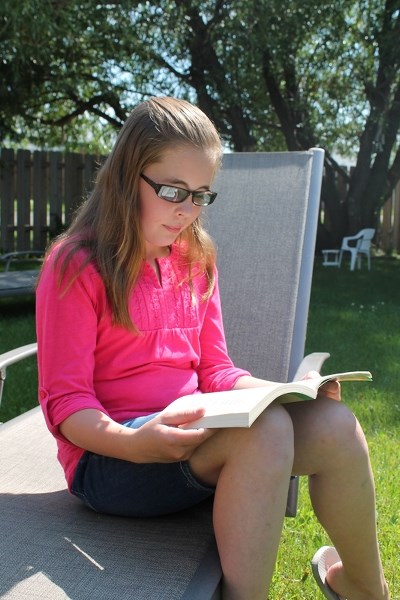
[36,243,250,489]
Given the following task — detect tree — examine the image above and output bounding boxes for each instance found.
[1,0,399,242]
[345,0,400,233]
[171,0,400,241]
[0,0,140,151]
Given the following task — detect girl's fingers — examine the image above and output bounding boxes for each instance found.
[319,380,341,401]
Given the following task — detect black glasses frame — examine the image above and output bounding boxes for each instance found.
[140,173,217,207]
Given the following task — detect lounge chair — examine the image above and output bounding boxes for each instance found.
[0,251,43,298]
[0,148,326,600]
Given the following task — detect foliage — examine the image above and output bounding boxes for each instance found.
[2,0,126,150]
[1,0,399,238]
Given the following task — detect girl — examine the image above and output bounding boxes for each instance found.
[36,97,389,600]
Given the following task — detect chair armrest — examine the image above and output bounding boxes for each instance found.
[0,343,38,375]
[0,343,38,408]
[291,352,330,381]
[343,231,363,242]
[341,232,363,251]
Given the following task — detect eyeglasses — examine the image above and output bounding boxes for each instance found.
[140,173,217,207]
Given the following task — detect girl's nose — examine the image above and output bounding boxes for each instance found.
[176,197,195,215]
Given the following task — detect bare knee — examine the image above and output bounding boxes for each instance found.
[288,397,369,473]
[313,398,366,452]
[225,403,295,476]
[190,403,294,485]
[253,403,295,464]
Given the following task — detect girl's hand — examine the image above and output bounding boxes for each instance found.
[302,370,342,402]
[131,405,216,463]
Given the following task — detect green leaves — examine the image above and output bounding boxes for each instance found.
[1,0,399,234]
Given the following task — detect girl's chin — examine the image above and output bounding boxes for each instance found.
[144,241,173,259]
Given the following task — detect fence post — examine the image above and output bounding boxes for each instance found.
[0,149,16,253]
[48,151,64,240]
[64,152,84,226]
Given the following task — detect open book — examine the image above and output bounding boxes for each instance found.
[177,371,372,429]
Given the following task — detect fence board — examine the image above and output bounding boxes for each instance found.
[380,196,392,252]
[0,149,16,253]
[64,152,84,224]
[33,151,48,250]
[49,151,64,239]
[16,150,31,252]
[83,154,101,197]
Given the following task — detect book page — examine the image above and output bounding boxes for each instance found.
[172,384,282,417]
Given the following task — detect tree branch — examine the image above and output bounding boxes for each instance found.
[324,150,352,183]
[42,93,125,128]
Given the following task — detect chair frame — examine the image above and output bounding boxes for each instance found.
[0,251,43,297]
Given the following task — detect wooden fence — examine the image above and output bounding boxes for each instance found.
[0,148,104,254]
[378,180,400,253]
[1,148,400,255]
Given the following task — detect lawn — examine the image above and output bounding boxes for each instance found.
[0,296,37,421]
[0,256,399,598]
[270,256,400,598]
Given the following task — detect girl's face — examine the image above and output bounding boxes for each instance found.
[139,145,217,260]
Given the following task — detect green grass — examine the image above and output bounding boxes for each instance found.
[305,256,400,435]
[270,256,400,599]
[0,296,37,421]
[1,256,399,598]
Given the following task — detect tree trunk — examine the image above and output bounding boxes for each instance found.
[177,0,256,152]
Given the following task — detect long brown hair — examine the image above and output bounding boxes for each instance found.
[50,97,222,330]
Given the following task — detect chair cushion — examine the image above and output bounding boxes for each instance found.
[0,408,220,600]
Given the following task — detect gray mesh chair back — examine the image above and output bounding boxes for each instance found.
[210,149,324,382]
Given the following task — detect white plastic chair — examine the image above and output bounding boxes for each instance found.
[338,228,375,271]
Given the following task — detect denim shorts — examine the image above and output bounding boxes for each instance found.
[71,413,215,517]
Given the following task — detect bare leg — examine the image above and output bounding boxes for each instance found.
[189,404,294,600]
[286,397,389,600]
